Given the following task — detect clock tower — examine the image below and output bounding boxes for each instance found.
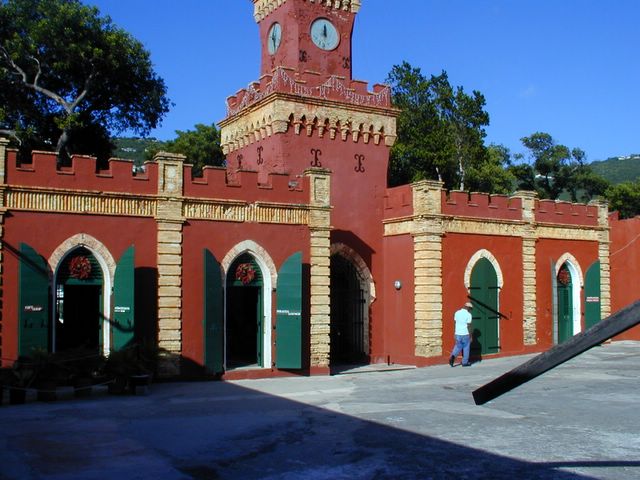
[219,0,398,369]
[256,0,359,80]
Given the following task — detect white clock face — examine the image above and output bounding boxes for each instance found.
[310,18,339,51]
[268,22,282,55]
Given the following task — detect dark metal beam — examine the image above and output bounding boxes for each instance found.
[472,300,640,405]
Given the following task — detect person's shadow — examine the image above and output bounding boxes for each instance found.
[470,328,483,364]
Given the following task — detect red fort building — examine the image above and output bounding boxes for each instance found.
[0,0,638,380]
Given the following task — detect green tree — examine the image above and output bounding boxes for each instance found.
[604,182,640,219]
[511,132,608,201]
[145,123,225,176]
[0,0,170,161]
[386,61,490,190]
[465,144,515,194]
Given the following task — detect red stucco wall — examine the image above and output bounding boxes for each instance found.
[609,215,640,340]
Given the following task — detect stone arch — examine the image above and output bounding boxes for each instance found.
[330,242,376,301]
[48,233,116,353]
[222,240,277,369]
[464,249,504,290]
[554,253,584,287]
[222,240,277,286]
[49,233,116,283]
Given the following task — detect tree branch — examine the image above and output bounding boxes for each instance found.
[0,129,22,145]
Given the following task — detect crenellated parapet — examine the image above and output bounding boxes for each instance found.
[535,199,599,226]
[220,72,397,155]
[253,0,361,22]
[225,68,392,118]
[443,191,522,221]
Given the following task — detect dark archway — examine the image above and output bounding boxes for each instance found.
[55,247,103,352]
[226,254,264,369]
[330,254,367,364]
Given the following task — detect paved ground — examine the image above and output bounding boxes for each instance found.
[1,341,639,480]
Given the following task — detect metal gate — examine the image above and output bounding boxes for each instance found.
[330,255,367,363]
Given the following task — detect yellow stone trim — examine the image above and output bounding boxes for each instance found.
[306,169,331,368]
[220,94,397,154]
[413,233,443,358]
[6,186,156,217]
[184,199,309,225]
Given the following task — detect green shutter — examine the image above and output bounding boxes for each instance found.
[203,249,224,374]
[276,252,303,369]
[584,260,601,330]
[19,243,50,355]
[112,246,135,350]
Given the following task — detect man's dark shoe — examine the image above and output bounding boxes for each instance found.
[449,355,455,367]
[462,363,472,367]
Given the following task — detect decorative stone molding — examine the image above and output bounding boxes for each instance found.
[220,94,397,154]
[464,250,504,290]
[184,199,309,225]
[253,0,361,22]
[6,187,156,217]
[221,240,278,286]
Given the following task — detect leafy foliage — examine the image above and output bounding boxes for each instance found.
[509,132,608,202]
[604,181,640,219]
[144,123,225,176]
[0,0,170,161]
[386,61,491,190]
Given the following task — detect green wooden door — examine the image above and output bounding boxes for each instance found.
[112,246,135,350]
[584,261,601,331]
[557,264,573,343]
[276,252,303,369]
[19,243,50,356]
[469,258,500,355]
[203,249,224,374]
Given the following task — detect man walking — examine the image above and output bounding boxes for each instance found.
[449,301,473,367]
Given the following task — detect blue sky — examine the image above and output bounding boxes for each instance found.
[87,0,639,162]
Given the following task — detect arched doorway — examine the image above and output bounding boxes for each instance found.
[469,257,500,357]
[226,253,265,369]
[556,263,574,343]
[54,247,104,352]
[330,254,368,364]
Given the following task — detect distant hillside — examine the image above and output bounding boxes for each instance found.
[591,154,640,185]
[112,137,166,166]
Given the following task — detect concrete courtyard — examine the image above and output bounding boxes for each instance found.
[1,341,639,480]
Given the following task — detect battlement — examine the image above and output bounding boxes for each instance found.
[6,149,157,194]
[535,199,598,226]
[184,165,308,203]
[383,184,413,219]
[443,191,522,221]
[225,67,392,118]
[2,147,309,204]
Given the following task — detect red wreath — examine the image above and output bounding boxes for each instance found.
[69,256,92,280]
[235,263,256,285]
[557,268,571,286]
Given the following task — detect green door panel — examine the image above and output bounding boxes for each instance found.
[469,258,499,355]
[276,252,303,369]
[203,249,224,374]
[112,246,135,350]
[557,265,573,343]
[19,243,50,355]
[584,261,601,330]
